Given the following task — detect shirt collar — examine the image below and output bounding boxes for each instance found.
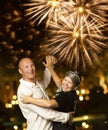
[19,78,39,88]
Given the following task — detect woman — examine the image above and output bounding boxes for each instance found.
[21,59,81,130]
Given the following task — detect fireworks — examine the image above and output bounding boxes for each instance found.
[24,0,72,27]
[24,0,108,70]
[41,17,107,70]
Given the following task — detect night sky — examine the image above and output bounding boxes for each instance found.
[0,0,108,76]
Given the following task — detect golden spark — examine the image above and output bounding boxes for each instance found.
[24,0,71,27]
[65,0,108,27]
[41,16,108,70]
[24,0,108,70]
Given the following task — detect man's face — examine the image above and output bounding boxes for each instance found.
[19,58,36,82]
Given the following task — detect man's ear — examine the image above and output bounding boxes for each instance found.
[18,69,22,74]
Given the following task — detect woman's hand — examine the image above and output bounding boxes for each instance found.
[67,112,74,126]
[43,55,57,69]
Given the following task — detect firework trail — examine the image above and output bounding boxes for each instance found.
[24,0,108,70]
[41,16,108,70]
[24,0,73,27]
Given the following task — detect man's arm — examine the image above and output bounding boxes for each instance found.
[45,66,61,87]
[21,95,59,108]
[25,103,69,123]
[40,68,51,89]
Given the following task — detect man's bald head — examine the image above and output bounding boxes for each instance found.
[18,57,36,82]
[18,58,34,69]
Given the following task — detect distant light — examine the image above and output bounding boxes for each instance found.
[22,122,27,129]
[23,128,26,130]
[82,122,86,127]
[5,103,12,108]
[5,85,10,90]
[82,122,89,128]
[76,90,80,95]
[15,100,18,105]
[99,74,108,94]
[10,117,15,122]
[13,10,20,16]
[26,35,33,40]
[10,31,16,39]
[81,89,86,94]
[79,95,84,101]
[85,95,90,101]
[20,49,24,53]
[85,124,89,128]
[13,125,18,130]
[85,90,90,95]
[74,114,106,122]
[8,103,12,108]
[11,100,16,105]
[13,95,17,100]
[84,115,88,120]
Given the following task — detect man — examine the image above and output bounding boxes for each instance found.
[17,55,72,130]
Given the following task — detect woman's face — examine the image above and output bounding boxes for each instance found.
[61,76,74,92]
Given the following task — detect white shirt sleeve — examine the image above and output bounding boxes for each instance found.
[39,68,51,89]
[25,103,69,123]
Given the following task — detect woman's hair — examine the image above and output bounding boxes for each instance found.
[65,71,81,87]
